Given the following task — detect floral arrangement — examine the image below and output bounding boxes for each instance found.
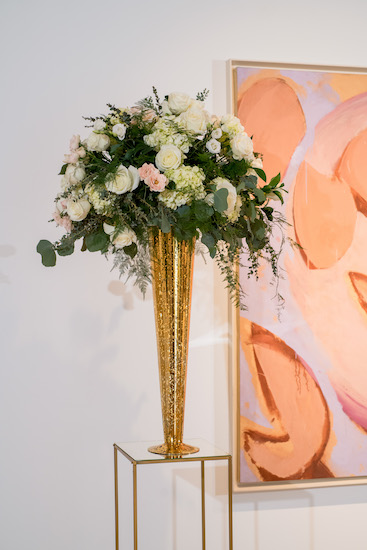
[37,88,286,307]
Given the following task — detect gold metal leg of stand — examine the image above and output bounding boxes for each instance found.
[114,446,119,550]
[201,460,206,550]
[228,456,233,550]
[133,462,138,550]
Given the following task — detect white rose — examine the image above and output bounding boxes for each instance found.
[179,106,210,134]
[67,198,91,221]
[97,134,110,151]
[211,128,222,139]
[167,92,191,114]
[86,132,110,152]
[155,144,182,172]
[85,132,99,151]
[94,119,106,131]
[112,123,127,140]
[103,222,115,236]
[128,165,140,191]
[189,99,206,109]
[212,177,237,216]
[161,100,172,115]
[106,165,140,194]
[251,157,263,169]
[112,228,137,249]
[65,164,86,185]
[206,138,221,155]
[230,133,253,160]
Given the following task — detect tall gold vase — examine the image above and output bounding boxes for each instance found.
[148,228,199,456]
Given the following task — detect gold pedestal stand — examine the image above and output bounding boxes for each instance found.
[114,439,233,550]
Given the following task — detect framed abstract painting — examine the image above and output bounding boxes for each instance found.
[229,60,367,491]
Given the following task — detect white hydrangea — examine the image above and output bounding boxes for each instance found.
[85,184,114,215]
[220,114,245,138]
[143,116,190,153]
[158,165,206,210]
[157,191,189,210]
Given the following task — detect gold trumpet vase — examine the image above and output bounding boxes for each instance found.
[148,227,199,456]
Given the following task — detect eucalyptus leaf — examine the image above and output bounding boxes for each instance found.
[57,241,75,256]
[37,240,56,267]
[193,201,213,222]
[176,205,191,219]
[85,232,109,252]
[201,233,215,250]
[252,187,266,203]
[160,214,171,233]
[213,188,228,213]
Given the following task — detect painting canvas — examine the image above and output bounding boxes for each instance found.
[230,60,367,491]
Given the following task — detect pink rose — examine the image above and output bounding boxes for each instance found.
[138,163,154,180]
[146,172,168,192]
[138,163,168,192]
[69,134,80,151]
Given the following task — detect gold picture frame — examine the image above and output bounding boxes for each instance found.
[229,59,367,492]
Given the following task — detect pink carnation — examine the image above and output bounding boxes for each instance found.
[53,210,73,233]
[138,163,168,192]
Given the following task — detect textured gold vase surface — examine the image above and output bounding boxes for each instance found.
[148,228,199,456]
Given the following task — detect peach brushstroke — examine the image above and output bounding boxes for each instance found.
[336,128,367,214]
[349,272,367,313]
[329,73,367,102]
[237,78,306,180]
[292,161,357,269]
[240,318,333,481]
[237,69,307,102]
[305,93,367,177]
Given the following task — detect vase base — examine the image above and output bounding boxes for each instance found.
[148,442,199,457]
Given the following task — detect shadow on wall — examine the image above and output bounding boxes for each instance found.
[0,244,16,283]
[108,280,153,310]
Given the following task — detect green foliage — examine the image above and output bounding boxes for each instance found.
[37,240,56,267]
[213,188,228,213]
[59,164,68,176]
[196,89,209,102]
[56,240,75,256]
[124,242,138,259]
[85,231,109,252]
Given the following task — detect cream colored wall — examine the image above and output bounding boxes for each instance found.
[1,1,367,548]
